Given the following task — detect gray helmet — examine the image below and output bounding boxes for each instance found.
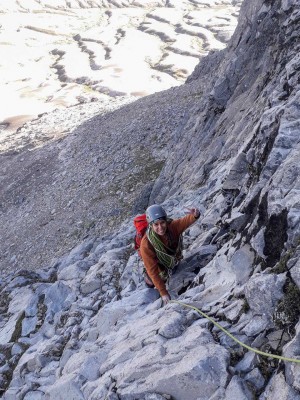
[146,204,167,224]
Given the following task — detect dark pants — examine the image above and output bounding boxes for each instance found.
[143,264,170,288]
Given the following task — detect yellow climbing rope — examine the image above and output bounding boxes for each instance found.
[170,300,300,364]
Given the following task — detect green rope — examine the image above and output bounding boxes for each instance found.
[171,300,300,364]
[147,226,178,270]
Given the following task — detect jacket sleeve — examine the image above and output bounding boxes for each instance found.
[170,214,198,236]
[140,237,169,297]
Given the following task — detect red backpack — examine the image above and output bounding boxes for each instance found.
[133,214,148,257]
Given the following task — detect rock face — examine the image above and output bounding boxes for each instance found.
[0,0,240,273]
[1,0,300,399]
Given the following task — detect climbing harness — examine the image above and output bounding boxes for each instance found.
[170,300,300,364]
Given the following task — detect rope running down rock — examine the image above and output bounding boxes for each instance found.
[170,300,300,364]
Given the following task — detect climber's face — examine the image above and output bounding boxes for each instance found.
[152,219,167,236]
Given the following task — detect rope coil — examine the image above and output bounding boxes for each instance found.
[147,226,182,270]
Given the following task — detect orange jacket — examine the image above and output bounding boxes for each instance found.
[140,214,198,296]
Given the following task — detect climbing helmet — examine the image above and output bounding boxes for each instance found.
[146,204,167,224]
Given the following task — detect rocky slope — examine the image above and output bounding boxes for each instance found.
[0,0,240,272]
[1,0,300,399]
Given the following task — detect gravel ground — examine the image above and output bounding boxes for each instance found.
[0,82,204,274]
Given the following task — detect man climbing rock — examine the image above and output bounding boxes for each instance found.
[140,204,200,305]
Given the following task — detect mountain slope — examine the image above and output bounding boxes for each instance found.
[0,0,300,399]
[0,0,240,273]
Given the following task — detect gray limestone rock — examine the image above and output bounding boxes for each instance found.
[62,352,105,381]
[245,273,286,318]
[57,240,96,272]
[119,253,144,294]
[119,343,230,400]
[23,392,45,400]
[44,375,85,400]
[224,375,253,400]
[235,352,258,373]
[1,0,300,399]
[283,322,300,392]
[267,329,291,351]
[43,281,75,314]
[94,288,160,336]
[222,152,249,191]
[0,288,34,345]
[242,314,272,337]
[21,316,38,337]
[218,299,245,321]
[158,311,186,339]
[58,260,90,282]
[80,263,102,295]
[231,245,254,285]
[244,368,265,391]
[290,259,300,289]
[260,371,300,400]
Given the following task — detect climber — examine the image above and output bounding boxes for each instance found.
[140,204,200,306]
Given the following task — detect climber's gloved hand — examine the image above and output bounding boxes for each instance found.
[162,294,171,306]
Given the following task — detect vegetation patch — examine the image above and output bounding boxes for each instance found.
[272,238,300,274]
[272,249,293,274]
[273,281,300,332]
[35,295,47,331]
[0,291,10,314]
[229,348,245,367]
[11,311,25,343]
[241,298,250,314]
[258,351,279,381]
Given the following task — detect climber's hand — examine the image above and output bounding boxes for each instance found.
[162,294,171,306]
[185,207,200,219]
